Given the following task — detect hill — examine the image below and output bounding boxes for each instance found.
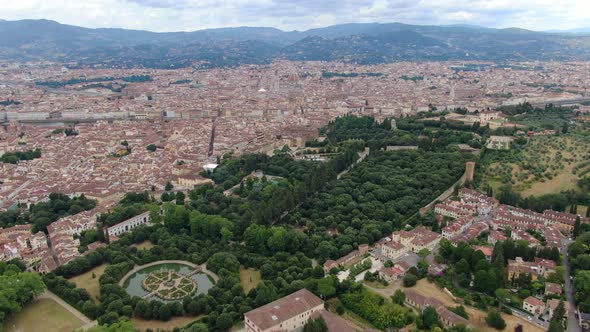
[1,20,590,67]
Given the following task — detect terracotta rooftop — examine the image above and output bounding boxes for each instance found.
[244,289,324,330]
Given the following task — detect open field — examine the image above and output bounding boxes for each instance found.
[364,279,402,297]
[68,263,108,301]
[131,315,202,331]
[482,134,590,197]
[133,240,155,250]
[407,279,544,332]
[239,267,261,294]
[3,298,84,332]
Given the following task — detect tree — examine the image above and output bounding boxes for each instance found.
[485,310,506,330]
[548,320,563,332]
[449,305,469,319]
[497,185,521,206]
[207,252,240,273]
[304,316,328,332]
[422,306,440,330]
[254,282,278,306]
[175,191,186,205]
[216,312,233,330]
[0,263,45,326]
[548,300,565,332]
[182,323,208,332]
[392,289,405,305]
[418,248,430,258]
[574,216,581,238]
[403,273,418,287]
[316,277,336,298]
[146,144,157,152]
[165,181,173,191]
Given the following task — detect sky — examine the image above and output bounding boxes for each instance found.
[1,0,589,32]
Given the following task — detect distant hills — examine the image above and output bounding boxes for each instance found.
[1,19,590,68]
[547,27,590,34]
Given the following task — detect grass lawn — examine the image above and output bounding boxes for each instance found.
[131,315,202,331]
[239,267,261,294]
[133,240,155,250]
[407,280,545,332]
[3,298,84,332]
[68,263,108,301]
[364,279,402,298]
[574,205,588,217]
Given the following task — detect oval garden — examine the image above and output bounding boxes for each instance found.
[120,261,215,302]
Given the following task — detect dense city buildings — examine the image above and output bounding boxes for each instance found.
[3,60,590,210]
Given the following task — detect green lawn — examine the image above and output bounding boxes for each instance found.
[3,298,84,332]
[239,267,261,294]
[133,241,155,250]
[68,263,108,302]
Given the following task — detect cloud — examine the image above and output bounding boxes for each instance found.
[0,0,588,32]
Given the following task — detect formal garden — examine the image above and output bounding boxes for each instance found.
[121,262,214,302]
[141,270,197,301]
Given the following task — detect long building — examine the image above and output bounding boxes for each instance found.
[244,289,324,332]
[106,211,151,240]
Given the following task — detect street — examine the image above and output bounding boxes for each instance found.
[502,304,548,330]
[562,238,581,332]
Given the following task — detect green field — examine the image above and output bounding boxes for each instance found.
[239,267,261,294]
[133,240,155,250]
[3,298,84,332]
[68,263,108,301]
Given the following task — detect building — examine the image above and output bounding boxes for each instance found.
[434,202,475,219]
[428,263,448,277]
[437,307,470,328]
[322,244,369,273]
[544,282,563,296]
[486,136,514,150]
[404,289,470,328]
[479,110,504,124]
[523,296,546,315]
[244,289,324,332]
[471,245,493,261]
[379,263,409,282]
[547,299,569,319]
[106,211,151,240]
[381,240,407,261]
[487,230,507,245]
[508,257,556,281]
[579,312,590,331]
[465,161,475,182]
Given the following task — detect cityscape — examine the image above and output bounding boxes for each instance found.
[1,2,590,332]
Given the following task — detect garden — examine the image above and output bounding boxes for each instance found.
[141,270,197,301]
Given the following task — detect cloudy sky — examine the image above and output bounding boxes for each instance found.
[1,0,589,32]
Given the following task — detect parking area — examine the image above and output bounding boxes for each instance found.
[370,248,420,268]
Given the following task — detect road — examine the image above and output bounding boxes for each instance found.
[562,238,581,332]
[336,148,369,180]
[502,304,548,330]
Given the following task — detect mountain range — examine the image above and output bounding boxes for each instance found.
[1,19,590,68]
